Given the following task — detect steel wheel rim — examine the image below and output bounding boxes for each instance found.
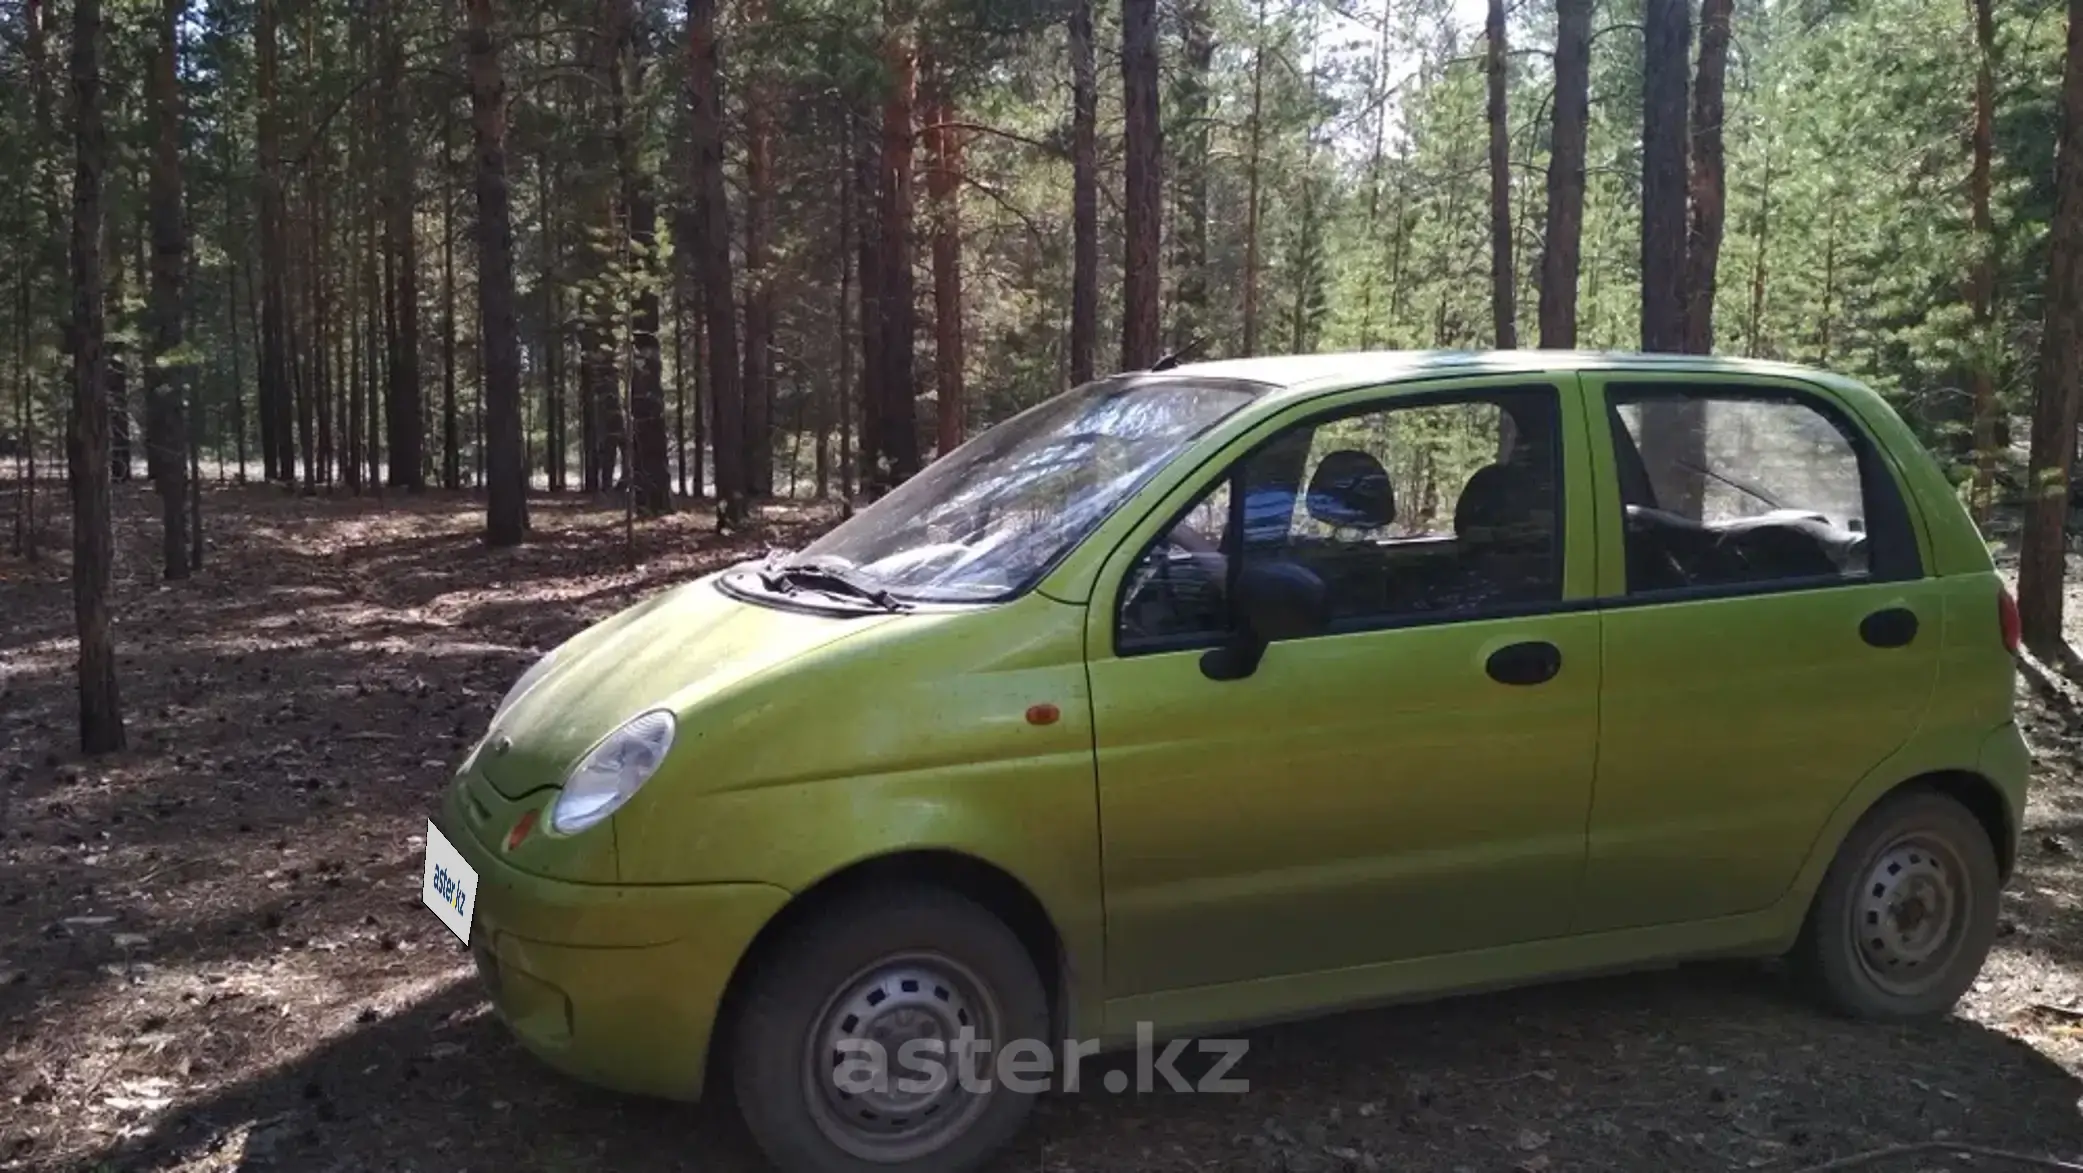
[801,951,1002,1163]
[1851,832,1973,998]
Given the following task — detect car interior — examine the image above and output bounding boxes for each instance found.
[1119,391,1563,647]
[1605,397,1871,593]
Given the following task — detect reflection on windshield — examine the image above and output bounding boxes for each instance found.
[795,376,1265,602]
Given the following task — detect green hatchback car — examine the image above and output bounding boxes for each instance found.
[433,350,2027,1173]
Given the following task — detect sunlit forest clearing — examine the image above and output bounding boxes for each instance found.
[6,0,2083,1165]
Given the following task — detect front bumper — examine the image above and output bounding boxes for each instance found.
[437,787,789,1102]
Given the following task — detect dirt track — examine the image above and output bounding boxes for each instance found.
[2,483,2080,1172]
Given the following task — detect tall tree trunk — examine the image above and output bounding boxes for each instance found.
[2017,0,2083,655]
[538,149,564,493]
[1640,0,1690,352]
[855,112,885,488]
[838,110,857,497]
[313,125,334,487]
[924,61,965,456]
[1746,146,1772,357]
[383,0,424,490]
[674,270,690,497]
[688,0,748,523]
[1169,0,1214,354]
[1068,0,1099,384]
[1243,0,1268,356]
[148,0,189,577]
[1684,0,1732,354]
[69,0,125,753]
[1120,0,1163,369]
[1638,0,1702,516]
[1967,0,1999,521]
[441,104,460,491]
[877,17,921,486]
[1539,0,1591,348]
[1484,0,1516,348]
[623,19,671,515]
[257,0,290,483]
[465,0,528,545]
[1359,0,1393,348]
[741,0,776,496]
[577,7,626,493]
[108,216,131,483]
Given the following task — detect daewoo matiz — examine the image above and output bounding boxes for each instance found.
[431,350,2027,1173]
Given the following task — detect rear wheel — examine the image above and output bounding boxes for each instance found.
[1794,790,2000,1021]
[728,885,1050,1173]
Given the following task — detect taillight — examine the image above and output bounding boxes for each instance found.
[1998,585,2021,656]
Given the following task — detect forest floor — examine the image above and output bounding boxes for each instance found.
[2,483,2082,1173]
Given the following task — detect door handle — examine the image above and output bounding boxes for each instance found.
[1860,607,1920,649]
[1486,641,1562,686]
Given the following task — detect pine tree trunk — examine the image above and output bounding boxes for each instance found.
[623,23,671,516]
[1120,0,1163,369]
[466,0,528,545]
[855,113,884,489]
[1243,0,1268,357]
[1640,0,1690,353]
[1169,0,1213,354]
[1638,0,1702,516]
[1484,0,1516,349]
[924,64,965,456]
[1539,0,1590,348]
[257,0,290,483]
[877,18,921,486]
[2017,0,2083,655]
[382,0,424,490]
[442,105,460,491]
[838,110,857,498]
[69,0,126,753]
[1068,0,1099,384]
[148,0,189,578]
[687,0,748,523]
[108,217,132,485]
[1967,0,1999,520]
[1746,147,1772,357]
[1684,0,1732,355]
[742,0,776,496]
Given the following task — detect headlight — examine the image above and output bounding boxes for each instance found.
[494,646,561,720]
[549,710,677,834]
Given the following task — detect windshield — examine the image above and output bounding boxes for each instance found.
[793,376,1267,602]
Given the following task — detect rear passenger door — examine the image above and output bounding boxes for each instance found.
[1578,374,1946,934]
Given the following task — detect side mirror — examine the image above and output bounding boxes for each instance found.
[1199,559,1329,681]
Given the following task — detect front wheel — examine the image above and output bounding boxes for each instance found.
[729,885,1050,1173]
[1794,790,2000,1021]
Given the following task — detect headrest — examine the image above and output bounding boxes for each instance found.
[1455,463,1548,546]
[1305,450,1396,529]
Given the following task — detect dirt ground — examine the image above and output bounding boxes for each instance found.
[3,482,2081,1173]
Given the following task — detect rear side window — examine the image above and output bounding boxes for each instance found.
[1606,386,1920,595]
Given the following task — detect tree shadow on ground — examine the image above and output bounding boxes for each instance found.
[55,961,2083,1173]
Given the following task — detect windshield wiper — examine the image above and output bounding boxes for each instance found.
[754,555,911,612]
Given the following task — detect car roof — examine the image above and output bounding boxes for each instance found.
[1134,348,1869,401]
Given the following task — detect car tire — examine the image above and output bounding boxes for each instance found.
[728,884,1051,1173]
[1794,789,2000,1022]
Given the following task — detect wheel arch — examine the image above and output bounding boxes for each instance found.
[705,848,1074,1094]
[1892,768,2016,880]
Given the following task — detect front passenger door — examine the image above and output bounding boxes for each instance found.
[1090,380,1603,1001]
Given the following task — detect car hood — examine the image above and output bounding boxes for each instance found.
[477,574,899,798]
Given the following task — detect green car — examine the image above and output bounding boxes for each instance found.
[432,350,2027,1173]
